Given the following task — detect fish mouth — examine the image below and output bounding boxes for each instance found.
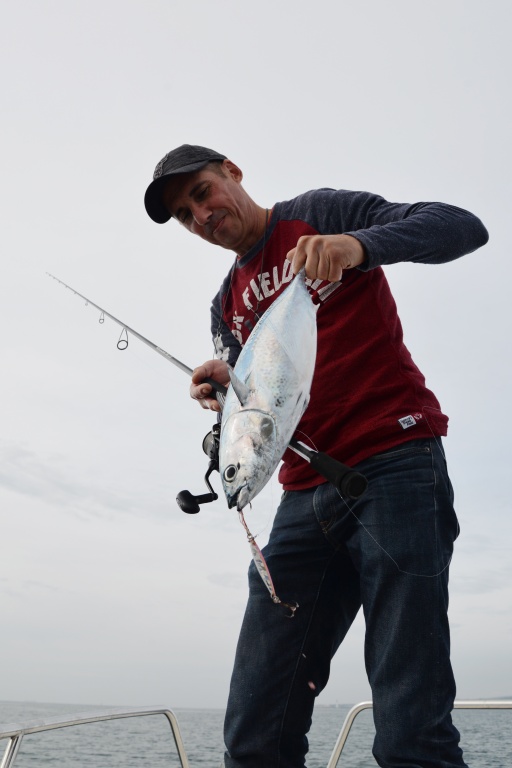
[227,484,249,511]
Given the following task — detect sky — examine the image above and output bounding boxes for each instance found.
[0,0,511,715]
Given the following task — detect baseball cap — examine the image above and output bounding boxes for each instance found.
[144,144,227,223]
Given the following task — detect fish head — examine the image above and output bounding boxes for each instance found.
[220,409,277,510]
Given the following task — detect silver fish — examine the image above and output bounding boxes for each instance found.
[219,269,318,510]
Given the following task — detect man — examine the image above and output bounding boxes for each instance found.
[145,145,488,768]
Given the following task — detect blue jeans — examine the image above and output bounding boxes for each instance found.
[224,438,467,768]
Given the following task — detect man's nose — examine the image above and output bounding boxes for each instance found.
[191,204,211,226]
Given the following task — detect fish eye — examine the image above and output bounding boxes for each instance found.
[223,464,239,483]
[260,417,274,438]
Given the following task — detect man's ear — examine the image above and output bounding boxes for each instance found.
[223,159,243,183]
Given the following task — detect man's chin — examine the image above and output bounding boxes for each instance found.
[212,229,242,252]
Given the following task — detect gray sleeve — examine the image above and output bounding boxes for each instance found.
[330,191,489,270]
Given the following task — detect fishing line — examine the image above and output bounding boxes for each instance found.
[329,402,456,579]
[278,260,459,583]
[293,420,454,579]
[239,509,298,618]
[243,471,277,541]
[293,429,320,453]
[335,486,454,578]
[117,328,129,350]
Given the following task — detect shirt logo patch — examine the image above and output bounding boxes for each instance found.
[398,415,417,430]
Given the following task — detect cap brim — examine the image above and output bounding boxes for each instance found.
[144,176,175,224]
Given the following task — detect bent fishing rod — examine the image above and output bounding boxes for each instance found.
[47,273,368,509]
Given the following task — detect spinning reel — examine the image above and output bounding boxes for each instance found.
[176,424,221,514]
[175,419,369,514]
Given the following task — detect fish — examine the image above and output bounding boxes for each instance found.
[219,269,318,510]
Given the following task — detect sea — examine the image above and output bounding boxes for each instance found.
[1,700,511,767]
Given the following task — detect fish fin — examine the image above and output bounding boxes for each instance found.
[228,366,252,406]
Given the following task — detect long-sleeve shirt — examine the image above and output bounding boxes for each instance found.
[211,188,489,490]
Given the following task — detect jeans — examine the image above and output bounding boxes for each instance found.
[224,438,467,768]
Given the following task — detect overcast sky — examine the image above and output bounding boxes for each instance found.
[1,0,510,713]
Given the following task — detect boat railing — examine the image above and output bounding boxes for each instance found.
[0,705,190,768]
[2,699,511,768]
[326,699,512,768]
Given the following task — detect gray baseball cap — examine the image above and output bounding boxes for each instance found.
[144,144,227,223]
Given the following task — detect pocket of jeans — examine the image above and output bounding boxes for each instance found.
[367,439,431,462]
[313,481,350,540]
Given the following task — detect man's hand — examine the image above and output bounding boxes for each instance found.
[190,359,230,412]
[286,234,366,282]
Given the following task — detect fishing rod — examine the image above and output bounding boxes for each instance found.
[47,273,368,510]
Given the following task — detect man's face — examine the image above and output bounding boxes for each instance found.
[162,160,257,255]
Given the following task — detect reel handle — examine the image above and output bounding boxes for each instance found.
[176,489,218,514]
[176,458,219,514]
